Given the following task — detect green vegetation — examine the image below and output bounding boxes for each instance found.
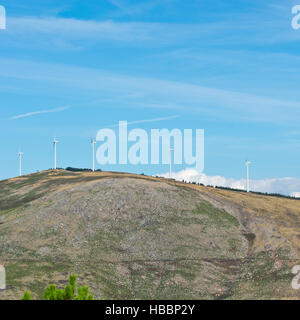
[21,291,32,300]
[180,179,300,200]
[208,185,300,200]
[21,275,94,300]
[65,167,102,172]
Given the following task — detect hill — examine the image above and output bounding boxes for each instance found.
[0,170,300,300]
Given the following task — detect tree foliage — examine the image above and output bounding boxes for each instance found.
[21,290,32,300]
[65,167,102,172]
[21,274,94,300]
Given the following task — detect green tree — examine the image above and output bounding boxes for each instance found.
[22,290,32,300]
[76,286,94,300]
[22,274,94,300]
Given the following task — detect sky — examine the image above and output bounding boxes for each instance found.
[0,0,300,195]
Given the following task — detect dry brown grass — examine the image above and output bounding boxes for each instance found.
[178,184,300,257]
[1,169,300,300]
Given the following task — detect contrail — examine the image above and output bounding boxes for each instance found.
[109,115,179,128]
[10,106,70,120]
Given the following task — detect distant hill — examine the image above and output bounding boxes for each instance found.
[0,170,299,300]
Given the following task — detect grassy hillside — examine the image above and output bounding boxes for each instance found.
[0,170,299,300]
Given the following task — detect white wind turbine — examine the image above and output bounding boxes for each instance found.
[245,160,252,192]
[169,147,174,178]
[91,138,96,172]
[53,137,59,170]
[18,150,23,177]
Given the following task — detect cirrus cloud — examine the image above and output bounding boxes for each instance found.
[10,106,70,120]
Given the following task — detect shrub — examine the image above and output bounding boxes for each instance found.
[21,291,32,300]
[21,274,94,300]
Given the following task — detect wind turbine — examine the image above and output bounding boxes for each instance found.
[169,147,174,178]
[91,138,96,172]
[18,150,23,177]
[245,160,251,192]
[53,137,59,170]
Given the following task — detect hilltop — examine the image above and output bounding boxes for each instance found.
[0,170,300,300]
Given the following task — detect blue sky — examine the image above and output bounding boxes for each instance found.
[0,0,300,190]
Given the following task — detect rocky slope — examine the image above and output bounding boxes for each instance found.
[0,170,299,300]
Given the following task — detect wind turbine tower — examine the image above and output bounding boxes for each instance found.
[18,151,23,177]
[53,137,59,170]
[245,160,251,192]
[91,138,96,172]
[169,147,174,178]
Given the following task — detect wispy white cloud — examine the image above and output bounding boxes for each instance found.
[3,7,300,52]
[108,115,179,127]
[6,17,187,44]
[1,58,299,124]
[10,106,69,120]
[157,168,300,197]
